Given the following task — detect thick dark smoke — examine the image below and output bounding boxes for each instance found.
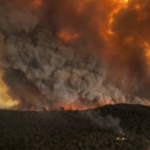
[0,0,150,112]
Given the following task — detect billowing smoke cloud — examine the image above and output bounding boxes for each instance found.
[0,1,40,33]
[0,0,149,111]
[82,109,123,134]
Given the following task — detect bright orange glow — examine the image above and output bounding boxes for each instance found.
[57,30,79,42]
[63,101,97,110]
[106,0,128,39]
[75,0,129,42]
[143,41,150,75]
[30,0,42,7]
[76,0,93,13]
[52,98,112,111]
[74,0,129,44]
[0,70,19,109]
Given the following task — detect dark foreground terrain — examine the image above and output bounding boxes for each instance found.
[0,104,150,150]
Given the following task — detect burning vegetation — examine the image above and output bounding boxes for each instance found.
[0,104,150,149]
[0,0,150,111]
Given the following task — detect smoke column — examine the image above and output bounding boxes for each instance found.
[0,0,150,111]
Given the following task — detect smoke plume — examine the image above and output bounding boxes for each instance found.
[82,109,123,134]
[0,0,149,111]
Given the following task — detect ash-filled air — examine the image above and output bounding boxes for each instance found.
[0,0,150,111]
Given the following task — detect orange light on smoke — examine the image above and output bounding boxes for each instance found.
[106,0,128,38]
[143,41,150,75]
[13,0,42,8]
[30,0,42,7]
[57,30,79,42]
[76,0,129,42]
[63,101,91,110]
[76,0,93,13]
[134,4,140,9]
[9,0,150,111]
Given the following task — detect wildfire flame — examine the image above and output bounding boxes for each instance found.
[106,0,128,36]
[0,70,19,109]
[76,0,93,13]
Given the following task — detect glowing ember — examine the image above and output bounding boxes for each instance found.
[142,41,150,75]
[134,4,140,9]
[116,137,127,140]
